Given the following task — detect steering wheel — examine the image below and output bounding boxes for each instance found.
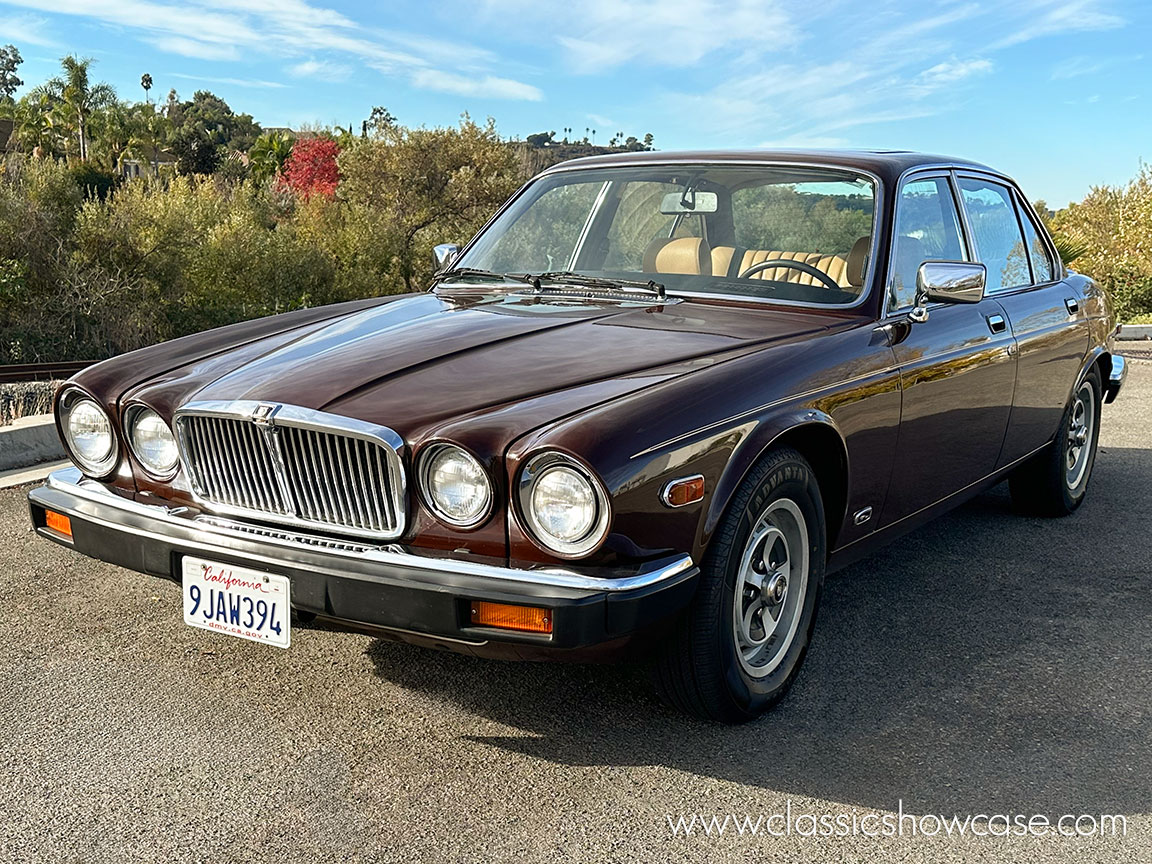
[737,258,843,292]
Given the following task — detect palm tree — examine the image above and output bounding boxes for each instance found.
[126,102,171,177]
[42,55,116,162]
[7,91,58,156]
[141,73,152,104]
[249,131,294,182]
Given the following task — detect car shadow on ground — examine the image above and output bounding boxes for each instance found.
[366,444,1152,817]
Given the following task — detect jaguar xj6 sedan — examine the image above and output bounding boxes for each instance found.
[29,150,1126,722]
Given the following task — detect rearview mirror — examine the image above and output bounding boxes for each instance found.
[909,261,986,323]
[433,243,459,271]
[660,190,718,214]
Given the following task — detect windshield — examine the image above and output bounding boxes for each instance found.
[456,164,877,306]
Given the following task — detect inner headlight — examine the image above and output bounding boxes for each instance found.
[127,406,179,477]
[59,389,117,476]
[420,444,492,527]
[519,453,610,557]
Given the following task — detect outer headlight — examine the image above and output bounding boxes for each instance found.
[518,453,610,557]
[420,443,492,527]
[126,406,179,477]
[59,388,118,477]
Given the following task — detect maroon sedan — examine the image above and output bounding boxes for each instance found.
[29,150,1126,722]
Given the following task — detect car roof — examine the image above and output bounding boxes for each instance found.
[540,148,1002,185]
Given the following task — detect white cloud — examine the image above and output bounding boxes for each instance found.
[0,0,542,102]
[287,59,352,82]
[0,13,58,48]
[917,58,994,86]
[993,0,1124,49]
[485,0,794,73]
[587,113,614,128]
[149,37,240,62]
[411,69,543,101]
[169,72,286,89]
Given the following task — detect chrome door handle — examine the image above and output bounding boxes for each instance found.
[987,314,1007,334]
[1065,298,1079,315]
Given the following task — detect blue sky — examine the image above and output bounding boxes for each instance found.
[0,0,1147,206]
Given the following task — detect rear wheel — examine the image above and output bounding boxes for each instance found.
[653,447,826,723]
[1009,365,1102,516]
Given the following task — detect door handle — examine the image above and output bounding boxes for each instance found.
[987,314,1007,334]
[1065,298,1080,315]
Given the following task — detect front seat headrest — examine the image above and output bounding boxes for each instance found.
[642,237,711,276]
[847,236,871,288]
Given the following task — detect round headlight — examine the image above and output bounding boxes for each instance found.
[520,454,610,557]
[128,407,179,476]
[60,390,117,476]
[420,444,492,527]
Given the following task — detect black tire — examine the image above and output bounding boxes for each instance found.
[1009,364,1102,517]
[653,447,826,723]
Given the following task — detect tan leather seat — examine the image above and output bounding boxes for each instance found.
[642,237,712,275]
[711,236,871,290]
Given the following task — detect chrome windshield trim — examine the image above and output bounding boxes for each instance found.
[43,468,695,593]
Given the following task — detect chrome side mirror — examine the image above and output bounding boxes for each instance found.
[909,261,987,323]
[432,243,459,272]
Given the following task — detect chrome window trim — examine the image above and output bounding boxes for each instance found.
[450,160,885,313]
[883,168,973,316]
[952,172,1034,296]
[42,467,693,593]
[173,400,408,541]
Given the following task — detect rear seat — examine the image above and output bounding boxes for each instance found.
[711,237,871,290]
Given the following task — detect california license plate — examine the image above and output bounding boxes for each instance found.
[181,557,291,648]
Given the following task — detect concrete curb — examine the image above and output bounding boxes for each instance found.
[0,459,68,490]
[0,414,65,471]
[1119,324,1152,341]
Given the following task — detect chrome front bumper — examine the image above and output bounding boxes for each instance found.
[28,468,698,652]
[1105,354,1126,404]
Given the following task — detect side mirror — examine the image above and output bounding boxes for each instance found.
[909,261,986,323]
[432,243,460,272]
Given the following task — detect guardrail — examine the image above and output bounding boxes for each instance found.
[0,362,93,385]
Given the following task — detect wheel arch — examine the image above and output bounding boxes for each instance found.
[704,413,850,557]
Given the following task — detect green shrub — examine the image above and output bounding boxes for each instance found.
[1051,167,1152,323]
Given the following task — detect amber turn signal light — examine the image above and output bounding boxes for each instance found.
[662,474,705,508]
[469,601,553,634]
[45,510,73,539]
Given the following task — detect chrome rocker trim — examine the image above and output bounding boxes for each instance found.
[40,467,695,593]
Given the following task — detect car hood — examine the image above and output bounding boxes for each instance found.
[129,291,839,441]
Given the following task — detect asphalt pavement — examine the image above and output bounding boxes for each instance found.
[1,362,1150,863]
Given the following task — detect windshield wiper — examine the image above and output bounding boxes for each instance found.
[530,271,667,301]
[431,267,534,288]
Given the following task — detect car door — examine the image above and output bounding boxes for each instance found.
[952,175,1091,467]
[879,172,1018,527]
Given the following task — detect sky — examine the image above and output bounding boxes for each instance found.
[0,0,1147,206]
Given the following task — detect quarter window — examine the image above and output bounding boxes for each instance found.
[1018,202,1055,283]
[888,177,966,311]
[957,178,1031,293]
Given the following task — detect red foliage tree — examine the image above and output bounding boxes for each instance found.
[281,137,341,198]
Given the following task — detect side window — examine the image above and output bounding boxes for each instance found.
[1018,201,1055,283]
[887,177,966,311]
[957,178,1031,292]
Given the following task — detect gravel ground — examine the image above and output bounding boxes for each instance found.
[1,362,1150,863]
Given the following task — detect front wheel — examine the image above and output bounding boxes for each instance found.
[1009,365,1102,516]
[653,448,826,723]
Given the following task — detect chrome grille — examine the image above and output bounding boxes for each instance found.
[180,415,291,516]
[175,402,406,540]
